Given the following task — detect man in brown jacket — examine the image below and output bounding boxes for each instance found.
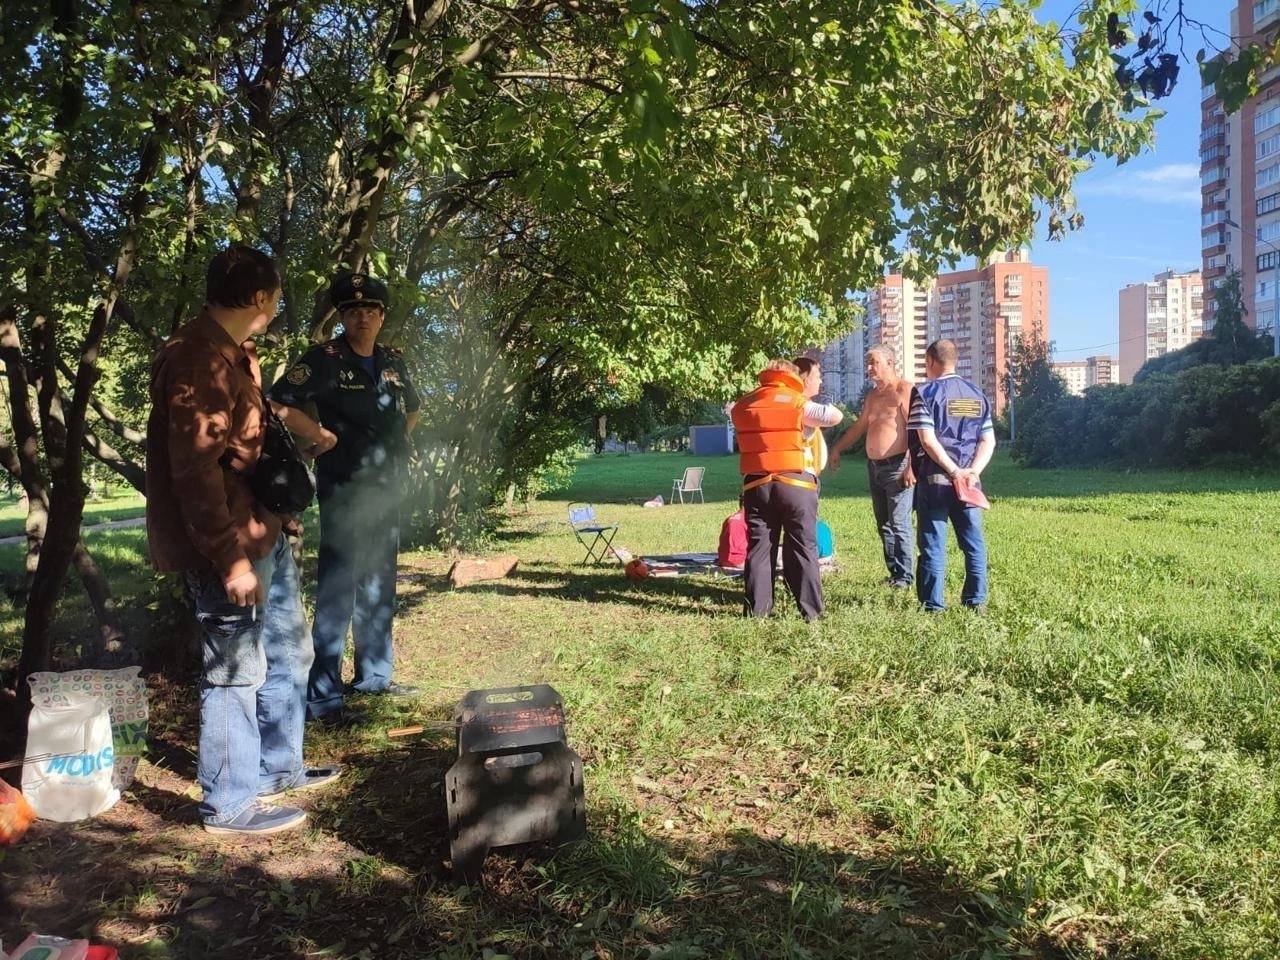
[147,246,338,835]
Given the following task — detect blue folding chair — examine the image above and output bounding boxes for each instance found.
[568,503,618,565]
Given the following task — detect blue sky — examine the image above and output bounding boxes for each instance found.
[1018,0,1235,358]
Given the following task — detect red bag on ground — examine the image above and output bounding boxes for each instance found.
[717,510,748,568]
[0,778,37,845]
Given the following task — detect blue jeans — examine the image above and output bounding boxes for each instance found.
[915,491,988,611]
[867,453,913,585]
[308,483,400,719]
[188,533,313,824]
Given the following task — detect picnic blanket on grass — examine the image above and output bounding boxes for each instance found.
[635,553,837,579]
[638,553,742,578]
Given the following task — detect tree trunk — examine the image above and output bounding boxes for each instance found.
[70,539,125,653]
[309,0,549,339]
[20,122,163,692]
[3,390,127,658]
[19,299,114,686]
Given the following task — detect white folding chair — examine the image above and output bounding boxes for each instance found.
[671,466,705,504]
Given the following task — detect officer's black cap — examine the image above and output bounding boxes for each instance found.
[330,272,389,312]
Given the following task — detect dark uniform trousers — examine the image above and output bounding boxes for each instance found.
[308,477,401,718]
[743,472,823,621]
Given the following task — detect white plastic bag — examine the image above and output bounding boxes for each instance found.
[22,696,120,822]
[28,667,148,789]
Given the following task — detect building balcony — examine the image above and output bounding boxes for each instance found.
[1257,0,1280,31]
[1201,167,1226,188]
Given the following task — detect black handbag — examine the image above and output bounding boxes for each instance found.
[249,405,315,515]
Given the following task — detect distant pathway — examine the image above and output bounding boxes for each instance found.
[0,515,145,547]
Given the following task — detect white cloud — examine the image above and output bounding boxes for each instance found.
[1077,163,1201,205]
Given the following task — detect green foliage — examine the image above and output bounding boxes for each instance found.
[1013,277,1280,469]
[1008,336,1073,465]
[1012,354,1280,471]
[2,0,1238,553]
[600,387,726,452]
[1201,40,1280,114]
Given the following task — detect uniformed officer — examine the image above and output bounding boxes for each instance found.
[906,339,996,612]
[730,358,842,621]
[269,272,422,725]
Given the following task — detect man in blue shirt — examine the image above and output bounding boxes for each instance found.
[906,339,995,611]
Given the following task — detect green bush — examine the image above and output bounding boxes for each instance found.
[1012,273,1280,469]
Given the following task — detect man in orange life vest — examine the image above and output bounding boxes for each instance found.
[731,358,843,621]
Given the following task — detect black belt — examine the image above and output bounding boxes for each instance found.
[870,452,907,465]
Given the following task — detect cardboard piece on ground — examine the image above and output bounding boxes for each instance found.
[447,555,519,588]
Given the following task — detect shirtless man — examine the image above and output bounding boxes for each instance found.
[828,346,916,588]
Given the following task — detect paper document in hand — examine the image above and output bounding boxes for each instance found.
[953,475,991,509]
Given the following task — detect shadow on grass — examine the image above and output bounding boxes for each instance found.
[1,722,1155,960]
[406,562,747,617]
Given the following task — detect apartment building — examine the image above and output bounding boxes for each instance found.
[1051,355,1118,396]
[1088,354,1117,387]
[1117,269,1204,382]
[1201,0,1280,333]
[849,250,1048,412]
[819,324,867,405]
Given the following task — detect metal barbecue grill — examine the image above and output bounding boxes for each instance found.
[445,684,586,881]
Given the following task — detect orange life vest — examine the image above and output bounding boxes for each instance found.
[731,369,817,491]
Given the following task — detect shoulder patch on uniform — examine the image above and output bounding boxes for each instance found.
[286,363,311,385]
[947,398,983,418]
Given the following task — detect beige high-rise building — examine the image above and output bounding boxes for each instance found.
[1201,2,1280,334]
[863,273,933,387]
[1051,360,1089,395]
[856,250,1048,412]
[1118,269,1204,383]
[1051,355,1118,396]
[819,325,866,405]
[1088,354,1117,388]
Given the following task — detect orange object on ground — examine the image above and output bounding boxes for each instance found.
[0,777,37,845]
[624,559,650,580]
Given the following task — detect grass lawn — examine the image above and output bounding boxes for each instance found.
[0,489,147,539]
[2,452,1279,959]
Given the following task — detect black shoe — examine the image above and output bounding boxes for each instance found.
[888,580,912,590]
[311,708,368,729]
[963,603,988,615]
